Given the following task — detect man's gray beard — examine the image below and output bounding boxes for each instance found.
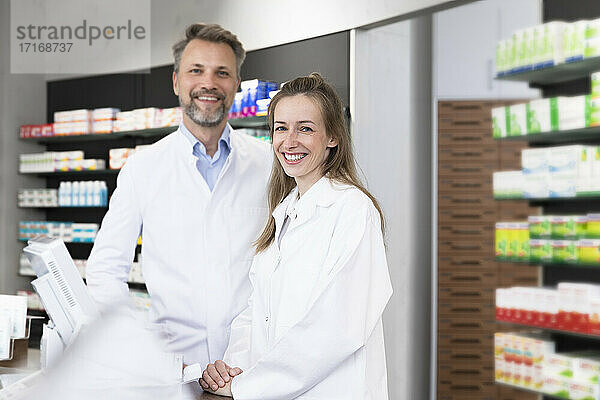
[180,96,227,127]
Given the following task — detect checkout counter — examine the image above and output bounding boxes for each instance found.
[0,238,241,399]
[0,348,233,399]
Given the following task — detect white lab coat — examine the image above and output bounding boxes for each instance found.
[86,126,272,367]
[224,177,393,400]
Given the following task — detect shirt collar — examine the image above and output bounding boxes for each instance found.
[272,176,340,224]
[179,122,232,159]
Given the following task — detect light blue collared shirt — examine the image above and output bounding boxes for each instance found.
[180,123,231,191]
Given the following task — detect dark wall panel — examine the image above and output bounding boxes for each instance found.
[241,31,350,106]
[143,65,180,109]
[47,74,142,121]
[47,31,350,119]
[543,0,600,22]
[47,67,181,121]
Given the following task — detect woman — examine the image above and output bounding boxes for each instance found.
[200,73,392,399]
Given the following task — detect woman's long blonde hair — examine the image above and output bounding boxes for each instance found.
[254,73,384,253]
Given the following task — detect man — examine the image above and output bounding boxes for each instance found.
[86,23,272,372]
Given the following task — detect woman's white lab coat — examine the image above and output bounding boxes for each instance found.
[223,177,393,400]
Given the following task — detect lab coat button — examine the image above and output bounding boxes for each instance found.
[265,316,269,322]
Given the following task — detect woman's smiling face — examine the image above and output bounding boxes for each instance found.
[272,95,338,195]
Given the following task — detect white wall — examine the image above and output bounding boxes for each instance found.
[433,0,542,99]
[154,0,454,57]
[352,16,432,399]
[430,1,541,398]
[47,0,461,80]
[0,0,46,294]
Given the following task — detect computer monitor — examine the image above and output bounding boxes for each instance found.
[22,236,98,366]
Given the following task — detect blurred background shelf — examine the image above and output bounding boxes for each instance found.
[494,126,600,144]
[495,56,600,86]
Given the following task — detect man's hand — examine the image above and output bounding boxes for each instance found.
[203,379,232,397]
[200,360,243,392]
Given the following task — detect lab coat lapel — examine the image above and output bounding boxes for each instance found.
[287,177,336,234]
[272,188,296,244]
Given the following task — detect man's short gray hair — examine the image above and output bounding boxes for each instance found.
[172,23,245,78]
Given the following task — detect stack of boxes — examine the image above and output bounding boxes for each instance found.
[496,19,600,76]
[111,106,183,132]
[492,171,524,199]
[496,283,600,335]
[494,222,530,262]
[492,145,600,199]
[19,151,105,173]
[492,95,593,139]
[437,101,539,400]
[115,107,159,132]
[495,214,600,264]
[495,332,600,399]
[53,109,92,136]
[17,189,58,207]
[20,107,182,139]
[18,221,99,243]
[91,108,120,134]
[494,332,553,391]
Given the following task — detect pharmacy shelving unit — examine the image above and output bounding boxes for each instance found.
[497,126,600,144]
[22,116,269,145]
[436,101,540,400]
[18,115,268,256]
[17,116,268,347]
[497,320,600,341]
[494,58,600,400]
[496,55,600,86]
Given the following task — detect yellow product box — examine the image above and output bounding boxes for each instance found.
[587,214,600,238]
[495,222,510,259]
[516,222,530,261]
[577,239,600,264]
